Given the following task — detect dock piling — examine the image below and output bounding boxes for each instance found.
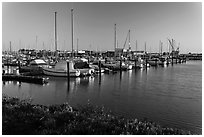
[18,61,21,73]
[7,59,9,73]
[172,57,173,65]
[120,60,122,71]
[99,60,101,75]
[155,59,157,67]
[67,61,70,82]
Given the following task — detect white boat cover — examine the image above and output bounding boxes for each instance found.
[30,59,47,65]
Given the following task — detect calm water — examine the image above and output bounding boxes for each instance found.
[2,61,202,134]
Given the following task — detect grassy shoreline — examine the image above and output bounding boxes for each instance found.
[2,94,193,135]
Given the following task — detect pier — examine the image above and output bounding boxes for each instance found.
[2,74,48,84]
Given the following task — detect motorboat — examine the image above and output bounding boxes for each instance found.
[73,58,95,76]
[20,59,48,75]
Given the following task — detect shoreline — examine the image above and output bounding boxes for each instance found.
[2,94,195,135]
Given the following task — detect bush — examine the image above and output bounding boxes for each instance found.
[2,94,193,135]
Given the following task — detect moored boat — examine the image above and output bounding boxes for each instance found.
[148,58,159,66]
[73,58,95,76]
[158,57,167,66]
[20,59,48,75]
[43,60,80,77]
[102,61,132,71]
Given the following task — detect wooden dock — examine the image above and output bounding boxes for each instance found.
[2,74,49,84]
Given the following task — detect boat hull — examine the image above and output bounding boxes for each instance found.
[78,68,95,76]
[148,60,158,66]
[43,68,80,77]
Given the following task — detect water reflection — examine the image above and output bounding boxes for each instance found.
[66,80,70,93]
[119,71,122,82]
[88,76,95,86]
[67,77,81,93]
[128,70,132,80]
[2,81,6,86]
[79,77,90,87]
[98,75,101,86]
[2,61,202,134]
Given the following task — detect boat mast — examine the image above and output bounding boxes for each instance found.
[145,41,146,53]
[128,29,131,50]
[36,36,38,50]
[10,41,12,53]
[114,23,116,58]
[135,40,137,57]
[135,40,137,52]
[43,42,45,50]
[77,38,79,57]
[54,12,57,52]
[19,40,21,50]
[161,41,163,55]
[71,9,74,57]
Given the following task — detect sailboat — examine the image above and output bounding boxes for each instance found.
[42,11,80,77]
[43,60,80,77]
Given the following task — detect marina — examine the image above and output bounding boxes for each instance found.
[2,60,202,134]
[2,2,202,135]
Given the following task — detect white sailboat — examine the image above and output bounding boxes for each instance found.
[43,60,80,77]
[43,10,80,77]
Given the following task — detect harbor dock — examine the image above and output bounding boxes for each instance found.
[2,74,49,84]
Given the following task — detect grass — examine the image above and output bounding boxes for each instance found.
[2,94,192,135]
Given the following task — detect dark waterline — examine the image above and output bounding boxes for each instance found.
[2,61,202,134]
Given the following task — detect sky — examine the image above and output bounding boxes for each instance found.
[2,2,202,53]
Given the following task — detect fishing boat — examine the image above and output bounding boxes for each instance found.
[42,60,80,77]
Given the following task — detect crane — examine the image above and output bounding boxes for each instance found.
[123,30,130,49]
[167,38,179,57]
